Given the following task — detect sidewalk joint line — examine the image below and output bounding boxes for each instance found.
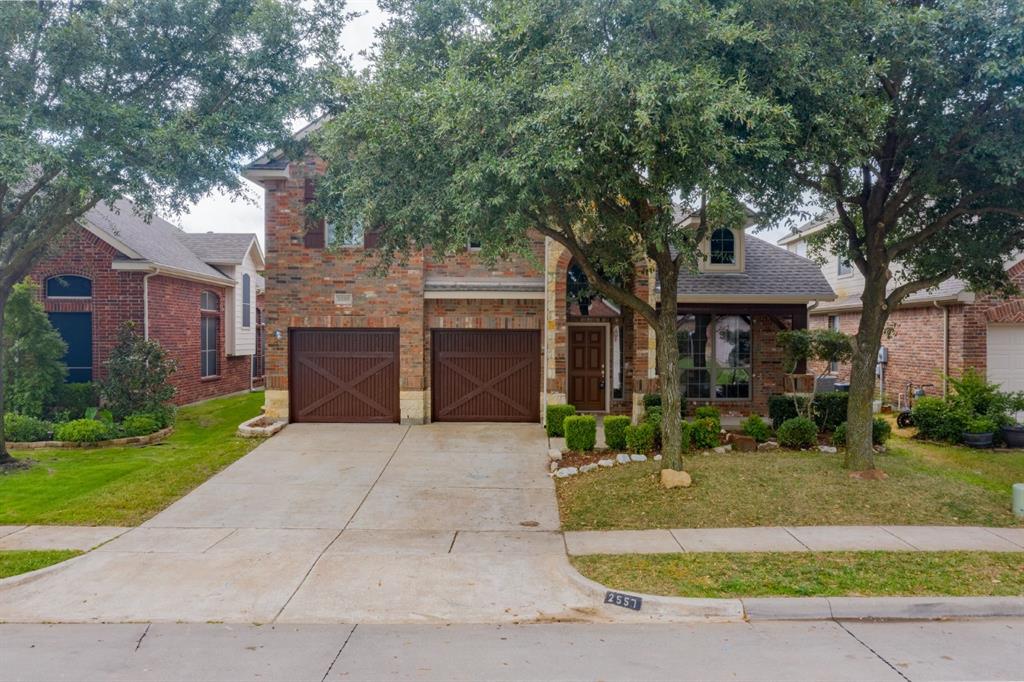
[134,623,151,652]
[782,527,812,551]
[448,531,458,554]
[202,528,238,553]
[981,527,1024,550]
[268,425,411,624]
[322,624,358,682]
[880,527,920,550]
[835,619,910,682]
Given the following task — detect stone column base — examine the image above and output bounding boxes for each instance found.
[264,389,289,421]
[400,390,429,424]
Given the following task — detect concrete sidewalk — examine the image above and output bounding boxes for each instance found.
[0,525,127,551]
[564,525,1024,555]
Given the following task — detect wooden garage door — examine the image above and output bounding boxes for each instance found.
[289,328,399,423]
[432,330,540,422]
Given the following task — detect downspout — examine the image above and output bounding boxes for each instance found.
[542,239,549,426]
[935,301,949,397]
[142,267,161,341]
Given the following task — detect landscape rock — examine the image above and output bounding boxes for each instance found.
[555,467,579,478]
[579,463,598,473]
[818,445,838,454]
[549,461,558,472]
[653,454,662,461]
[758,441,780,451]
[660,469,693,489]
[730,434,757,452]
[597,459,615,467]
[630,454,647,462]
[616,453,632,464]
[548,449,563,462]
[712,444,733,454]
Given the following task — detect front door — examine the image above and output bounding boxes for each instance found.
[568,326,605,411]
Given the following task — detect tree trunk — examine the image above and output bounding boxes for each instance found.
[0,291,13,465]
[844,275,889,471]
[655,278,684,470]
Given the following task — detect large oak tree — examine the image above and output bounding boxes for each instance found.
[0,0,348,462]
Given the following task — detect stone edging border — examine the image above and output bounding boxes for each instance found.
[562,561,1024,622]
[7,427,173,451]
[237,415,287,438]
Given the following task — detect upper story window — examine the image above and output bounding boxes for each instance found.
[45,275,92,298]
[241,274,251,328]
[837,256,853,277]
[200,290,219,312]
[709,228,736,265]
[328,219,364,248]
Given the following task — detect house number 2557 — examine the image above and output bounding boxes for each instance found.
[604,591,643,611]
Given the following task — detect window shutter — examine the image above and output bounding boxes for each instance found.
[363,227,381,249]
[302,178,325,248]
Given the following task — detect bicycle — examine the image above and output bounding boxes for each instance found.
[896,382,934,428]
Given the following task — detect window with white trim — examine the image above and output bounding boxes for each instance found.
[677,314,752,400]
[709,228,736,265]
[242,274,251,328]
[837,256,853,277]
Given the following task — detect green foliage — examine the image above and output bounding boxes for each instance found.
[678,421,693,452]
[832,419,890,447]
[545,404,577,437]
[741,415,772,443]
[642,394,662,410]
[2,280,66,418]
[693,406,721,432]
[776,330,813,374]
[100,323,176,422]
[776,329,854,377]
[3,414,52,443]
[54,419,111,444]
[777,417,818,449]
[690,418,720,450]
[768,395,804,429]
[911,397,970,443]
[813,393,849,432]
[965,416,999,435]
[625,422,657,455]
[644,407,664,428]
[603,415,631,451]
[47,382,99,421]
[564,415,597,452]
[120,414,161,438]
[948,368,1003,418]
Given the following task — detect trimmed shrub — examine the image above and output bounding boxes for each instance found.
[3,279,67,418]
[121,414,161,437]
[693,406,721,431]
[741,415,772,442]
[625,422,657,454]
[603,415,630,450]
[965,415,999,434]
[911,396,970,442]
[4,413,53,442]
[100,322,176,421]
[690,417,719,449]
[564,415,597,451]
[777,417,818,449]
[642,393,662,410]
[47,382,99,421]
[54,419,111,443]
[545,404,576,437]
[812,392,848,432]
[832,418,891,447]
[768,394,807,428]
[643,406,663,427]
[678,420,693,452]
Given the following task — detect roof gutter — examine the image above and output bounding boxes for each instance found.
[112,260,234,287]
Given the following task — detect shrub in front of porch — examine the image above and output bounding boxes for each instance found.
[625,422,657,454]
[545,404,577,437]
[768,393,849,432]
[603,415,630,450]
[777,417,818,449]
[741,415,772,442]
[832,418,891,447]
[690,418,719,450]
[564,415,597,451]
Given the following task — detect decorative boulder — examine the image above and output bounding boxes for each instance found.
[579,463,598,473]
[758,441,780,451]
[730,434,757,452]
[660,469,692,489]
[629,454,647,462]
[597,459,615,467]
[555,467,579,478]
[615,453,632,464]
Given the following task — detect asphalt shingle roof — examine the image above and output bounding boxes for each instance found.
[82,200,236,282]
[176,232,258,265]
[671,234,835,300]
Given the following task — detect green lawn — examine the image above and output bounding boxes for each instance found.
[557,434,1024,530]
[0,392,264,526]
[0,550,82,579]
[572,551,1024,598]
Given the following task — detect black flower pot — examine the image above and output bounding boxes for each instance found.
[962,431,994,448]
[1000,426,1024,449]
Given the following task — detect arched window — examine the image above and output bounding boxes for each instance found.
[241,274,251,328]
[45,275,92,298]
[709,228,736,265]
[200,291,220,377]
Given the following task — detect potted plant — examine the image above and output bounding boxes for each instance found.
[1000,391,1024,449]
[962,415,998,449]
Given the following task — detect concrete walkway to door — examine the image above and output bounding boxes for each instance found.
[0,423,604,624]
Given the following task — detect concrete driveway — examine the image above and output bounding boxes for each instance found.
[0,423,595,624]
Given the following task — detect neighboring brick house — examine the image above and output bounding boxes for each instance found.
[244,137,834,425]
[779,219,1024,406]
[29,200,266,405]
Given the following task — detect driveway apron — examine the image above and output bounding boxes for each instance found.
[0,423,595,624]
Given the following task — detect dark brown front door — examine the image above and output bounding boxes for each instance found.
[432,330,540,422]
[289,328,400,423]
[569,326,605,411]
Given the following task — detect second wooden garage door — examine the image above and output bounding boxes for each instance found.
[289,328,399,423]
[432,330,540,422]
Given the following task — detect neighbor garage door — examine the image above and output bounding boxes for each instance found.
[289,328,400,423]
[987,324,1024,393]
[432,330,540,422]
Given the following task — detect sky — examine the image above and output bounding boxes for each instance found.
[177,1,794,248]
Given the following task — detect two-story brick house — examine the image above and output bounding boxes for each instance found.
[244,140,835,425]
[29,200,265,405]
[779,217,1024,403]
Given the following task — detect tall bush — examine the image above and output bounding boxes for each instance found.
[603,415,630,450]
[2,279,67,418]
[545,404,576,437]
[100,322,176,421]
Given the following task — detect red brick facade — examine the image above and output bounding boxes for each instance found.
[29,225,251,406]
[810,261,1024,405]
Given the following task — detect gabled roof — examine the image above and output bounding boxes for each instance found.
[176,232,264,269]
[672,234,835,301]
